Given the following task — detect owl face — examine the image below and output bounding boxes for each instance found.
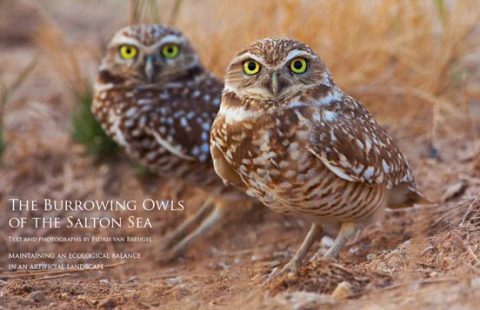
[100,24,201,84]
[224,38,333,103]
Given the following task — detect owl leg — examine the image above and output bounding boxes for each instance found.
[324,222,360,259]
[157,199,226,263]
[281,223,323,273]
[160,197,215,251]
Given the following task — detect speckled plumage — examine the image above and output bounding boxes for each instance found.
[92,24,247,260]
[92,24,240,196]
[211,38,424,273]
[93,67,224,192]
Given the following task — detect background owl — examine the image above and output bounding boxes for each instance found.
[210,38,426,274]
[92,24,248,261]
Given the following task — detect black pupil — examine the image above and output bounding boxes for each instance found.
[167,47,173,53]
[294,60,303,69]
[126,47,131,54]
[248,62,257,71]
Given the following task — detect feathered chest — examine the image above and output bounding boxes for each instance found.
[211,106,325,206]
[92,81,221,170]
[93,86,171,155]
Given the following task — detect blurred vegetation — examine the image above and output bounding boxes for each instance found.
[128,0,184,25]
[35,20,119,159]
[29,0,478,161]
[0,59,36,163]
[31,0,186,160]
[70,90,119,158]
[177,0,479,144]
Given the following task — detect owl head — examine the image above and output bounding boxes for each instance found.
[224,38,334,103]
[99,24,201,84]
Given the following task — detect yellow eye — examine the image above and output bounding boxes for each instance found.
[243,60,261,75]
[161,44,180,59]
[290,57,307,74]
[119,45,138,60]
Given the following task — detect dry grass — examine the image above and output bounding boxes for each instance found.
[128,0,185,25]
[122,0,480,151]
[35,18,119,157]
[31,0,480,159]
[0,57,36,163]
[176,0,479,139]
[35,20,90,99]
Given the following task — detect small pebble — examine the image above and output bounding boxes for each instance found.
[321,236,334,247]
[126,276,137,283]
[165,276,182,286]
[30,291,46,302]
[331,281,353,300]
[471,277,480,289]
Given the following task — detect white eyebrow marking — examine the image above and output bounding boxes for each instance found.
[111,34,186,53]
[235,49,314,69]
[157,35,184,46]
[111,36,142,47]
[234,52,266,65]
[285,49,313,62]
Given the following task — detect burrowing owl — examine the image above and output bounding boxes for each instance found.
[92,24,247,260]
[210,38,425,273]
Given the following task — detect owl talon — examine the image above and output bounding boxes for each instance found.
[157,202,226,265]
[280,259,301,275]
[263,267,283,285]
[262,262,298,286]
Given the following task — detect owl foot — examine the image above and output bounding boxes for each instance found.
[159,198,214,252]
[156,199,226,264]
[263,224,324,284]
[308,222,361,264]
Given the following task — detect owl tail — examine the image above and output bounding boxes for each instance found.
[387,183,431,208]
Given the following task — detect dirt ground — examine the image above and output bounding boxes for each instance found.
[1,1,480,309]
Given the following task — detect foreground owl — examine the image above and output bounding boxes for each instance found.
[210,38,425,273]
[92,24,248,260]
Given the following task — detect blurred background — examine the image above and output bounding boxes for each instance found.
[0,0,479,309]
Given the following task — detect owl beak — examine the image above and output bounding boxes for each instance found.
[145,55,158,83]
[270,72,279,96]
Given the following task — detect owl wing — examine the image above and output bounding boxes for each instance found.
[141,76,222,163]
[210,141,248,190]
[305,98,416,190]
[144,102,215,163]
[209,113,248,190]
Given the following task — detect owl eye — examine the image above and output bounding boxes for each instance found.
[161,44,180,59]
[289,57,308,74]
[243,60,261,75]
[119,45,138,60]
